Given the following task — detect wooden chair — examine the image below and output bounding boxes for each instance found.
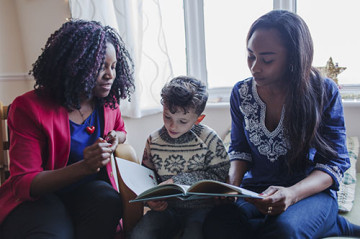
[0,101,10,185]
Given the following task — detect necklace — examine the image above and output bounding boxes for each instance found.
[78,108,95,135]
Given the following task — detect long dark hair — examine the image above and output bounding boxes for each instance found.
[30,19,134,110]
[247,10,337,170]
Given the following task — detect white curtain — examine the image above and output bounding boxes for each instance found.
[69,0,174,118]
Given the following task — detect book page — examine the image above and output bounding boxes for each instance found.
[130,184,192,202]
[110,154,119,191]
[115,157,158,195]
[187,180,262,198]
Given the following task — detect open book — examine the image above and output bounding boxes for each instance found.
[115,157,262,203]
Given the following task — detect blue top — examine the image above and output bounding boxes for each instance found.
[59,107,104,193]
[68,108,103,164]
[229,77,350,198]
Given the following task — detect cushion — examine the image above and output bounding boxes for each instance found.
[338,136,359,212]
[222,129,359,212]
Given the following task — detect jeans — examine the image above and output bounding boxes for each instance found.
[1,180,122,239]
[203,192,353,239]
[130,207,210,239]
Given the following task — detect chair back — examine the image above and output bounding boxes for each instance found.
[0,101,10,185]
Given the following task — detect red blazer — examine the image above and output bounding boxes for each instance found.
[0,90,126,224]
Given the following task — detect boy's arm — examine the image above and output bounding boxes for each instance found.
[141,136,169,210]
[141,136,163,184]
[141,136,155,169]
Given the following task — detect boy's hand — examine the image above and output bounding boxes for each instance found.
[159,178,174,185]
[147,200,168,211]
[214,192,237,204]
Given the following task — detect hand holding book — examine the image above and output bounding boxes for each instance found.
[115,157,262,203]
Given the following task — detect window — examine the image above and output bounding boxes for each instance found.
[181,0,360,101]
[297,0,360,100]
[156,0,187,77]
[69,0,360,117]
[203,0,272,89]
[297,0,360,86]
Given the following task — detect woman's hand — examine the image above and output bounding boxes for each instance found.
[82,138,113,173]
[247,170,333,216]
[104,130,120,153]
[147,200,168,211]
[246,186,296,215]
[31,137,112,196]
[104,130,126,152]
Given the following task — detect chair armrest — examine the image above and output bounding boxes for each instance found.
[114,144,144,233]
[114,143,140,164]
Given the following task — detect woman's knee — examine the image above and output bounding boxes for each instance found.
[260,193,339,239]
[81,180,123,219]
[260,216,297,238]
[1,194,74,239]
[130,210,180,239]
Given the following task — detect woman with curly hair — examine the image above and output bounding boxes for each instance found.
[0,19,134,239]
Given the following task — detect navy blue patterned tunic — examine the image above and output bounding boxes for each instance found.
[229,77,350,198]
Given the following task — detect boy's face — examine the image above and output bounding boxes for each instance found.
[163,106,199,139]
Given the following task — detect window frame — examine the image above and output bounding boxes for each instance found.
[183,0,295,90]
[183,0,360,102]
[183,0,207,84]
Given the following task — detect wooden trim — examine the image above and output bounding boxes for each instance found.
[0,74,32,81]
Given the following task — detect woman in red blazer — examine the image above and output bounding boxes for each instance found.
[0,19,134,239]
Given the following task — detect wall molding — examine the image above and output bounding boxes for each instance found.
[0,73,32,81]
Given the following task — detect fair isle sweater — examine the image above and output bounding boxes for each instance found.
[142,124,230,208]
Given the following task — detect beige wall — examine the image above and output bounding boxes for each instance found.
[0,0,70,104]
[14,0,71,72]
[0,77,33,105]
[0,0,26,73]
[123,103,360,160]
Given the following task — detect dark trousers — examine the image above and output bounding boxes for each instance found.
[203,192,354,239]
[1,180,122,239]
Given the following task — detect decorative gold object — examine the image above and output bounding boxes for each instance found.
[317,57,346,85]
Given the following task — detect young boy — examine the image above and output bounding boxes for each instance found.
[130,76,230,239]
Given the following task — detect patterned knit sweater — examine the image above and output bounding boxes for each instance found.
[142,124,230,208]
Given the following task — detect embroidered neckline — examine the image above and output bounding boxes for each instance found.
[252,80,285,138]
[238,78,288,162]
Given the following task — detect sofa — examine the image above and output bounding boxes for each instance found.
[329,136,360,238]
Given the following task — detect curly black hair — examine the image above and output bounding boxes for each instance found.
[161,76,208,115]
[30,19,134,110]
